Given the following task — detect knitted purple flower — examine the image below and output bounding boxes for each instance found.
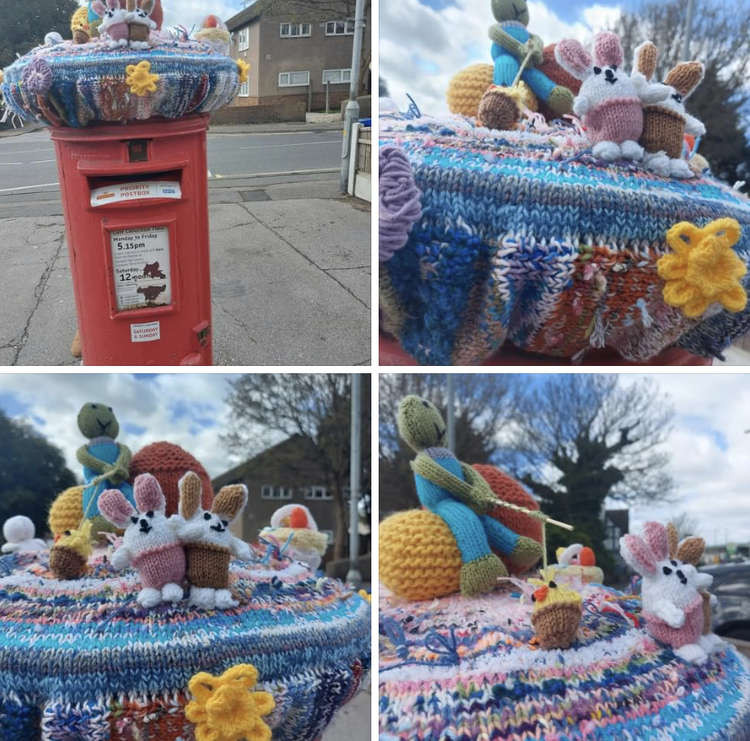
[22,57,53,95]
[379,145,422,262]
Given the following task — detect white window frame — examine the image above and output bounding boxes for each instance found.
[305,485,332,501]
[261,484,274,499]
[280,22,311,38]
[278,71,310,88]
[239,79,249,97]
[261,484,293,499]
[276,486,292,500]
[325,19,354,35]
[322,68,351,85]
[237,27,249,51]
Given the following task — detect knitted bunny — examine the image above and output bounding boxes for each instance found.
[173,471,252,610]
[665,522,725,654]
[127,0,156,49]
[555,32,669,162]
[98,473,186,608]
[632,41,705,179]
[91,0,129,47]
[620,521,710,663]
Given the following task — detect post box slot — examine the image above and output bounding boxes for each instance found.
[88,170,183,208]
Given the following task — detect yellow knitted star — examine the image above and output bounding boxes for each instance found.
[125,60,159,96]
[358,588,371,603]
[186,664,275,741]
[657,217,746,318]
[236,59,250,83]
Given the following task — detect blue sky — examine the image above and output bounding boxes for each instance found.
[0,373,285,480]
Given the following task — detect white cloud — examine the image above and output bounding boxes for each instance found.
[0,374,286,481]
[381,0,622,116]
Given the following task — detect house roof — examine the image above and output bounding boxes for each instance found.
[604,509,629,532]
[225,0,273,31]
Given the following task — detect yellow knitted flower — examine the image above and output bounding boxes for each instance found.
[657,218,746,318]
[358,588,371,603]
[186,664,275,741]
[125,61,159,96]
[236,59,250,83]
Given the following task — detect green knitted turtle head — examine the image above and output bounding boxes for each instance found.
[77,402,119,440]
[492,0,529,25]
[397,395,447,451]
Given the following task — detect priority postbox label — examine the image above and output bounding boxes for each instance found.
[110,226,172,311]
[130,321,161,343]
[91,181,181,207]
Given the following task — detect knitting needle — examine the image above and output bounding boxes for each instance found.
[511,50,534,89]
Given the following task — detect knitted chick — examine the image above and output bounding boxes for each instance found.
[49,520,94,580]
[193,15,231,56]
[549,543,604,585]
[398,395,542,597]
[71,6,91,44]
[262,504,328,571]
[480,0,573,131]
[529,569,582,649]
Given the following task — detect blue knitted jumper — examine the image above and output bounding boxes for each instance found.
[491,21,555,102]
[414,447,519,563]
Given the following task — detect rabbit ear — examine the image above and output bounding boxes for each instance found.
[666,522,679,559]
[677,536,705,565]
[92,0,106,15]
[634,41,658,80]
[98,489,135,528]
[665,61,704,99]
[212,484,248,522]
[555,39,592,80]
[140,0,154,13]
[642,521,669,561]
[134,473,166,514]
[620,534,657,576]
[178,471,202,520]
[593,32,623,68]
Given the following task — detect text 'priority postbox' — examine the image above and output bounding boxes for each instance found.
[51,114,213,365]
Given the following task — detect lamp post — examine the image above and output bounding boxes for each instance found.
[346,373,362,585]
[340,0,366,192]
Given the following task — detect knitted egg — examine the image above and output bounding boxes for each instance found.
[380,466,544,600]
[448,63,538,120]
[130,442,213,516]
[48,485,85,537]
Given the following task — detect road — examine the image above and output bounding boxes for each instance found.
[0,128,342,194]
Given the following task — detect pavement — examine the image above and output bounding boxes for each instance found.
[0,125,370,366]
[322,678,371,740]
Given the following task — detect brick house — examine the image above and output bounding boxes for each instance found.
[212,433,350,564]
[226,0,370,110]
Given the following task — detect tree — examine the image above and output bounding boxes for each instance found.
[0,0,79,70]
[221,374,370,560]
[669,511,699,541]
[378,374,522,514]
[0,410,77,540]
[502,375,674,575]
[613,0,750,189]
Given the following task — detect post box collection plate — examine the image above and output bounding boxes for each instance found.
[109,226,172,311]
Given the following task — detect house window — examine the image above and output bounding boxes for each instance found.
[278,71,310,87]
[325,19,354,35]
[237,27,249,51]
[322,68,351,85]
[280,22,311,38]
[261,485,292,500]
[239,80,249,97]
[305,485,332,501]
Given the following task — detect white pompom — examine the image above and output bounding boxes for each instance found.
[3,515,35,544]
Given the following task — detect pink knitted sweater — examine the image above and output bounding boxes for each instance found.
[643,594,703,649]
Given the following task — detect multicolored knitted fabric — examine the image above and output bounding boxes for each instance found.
[1,39,239,128]
[0,550,370,741]
[379,584,750,739]
[379,114,750,364]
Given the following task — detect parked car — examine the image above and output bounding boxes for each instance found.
[701,562,750,641]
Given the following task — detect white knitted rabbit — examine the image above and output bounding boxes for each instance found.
[620,521,710,663]
[98,473,186,608]
[632,41,705,178]
[127,0,156,49]
[92,0,129,48]
[555,32,669,162]
[172,471,251,610]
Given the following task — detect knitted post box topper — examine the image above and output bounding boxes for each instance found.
[555,32,670,162]
[482,0,573,131]
[632,41,705,179]
[620,521,714,663]
[397,395,542,597]
[99,473,186,608]
[173,471,252,610]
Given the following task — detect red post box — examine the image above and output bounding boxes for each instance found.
[51,114,212,365]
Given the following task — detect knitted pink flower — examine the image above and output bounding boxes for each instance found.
[22,58,52,95]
